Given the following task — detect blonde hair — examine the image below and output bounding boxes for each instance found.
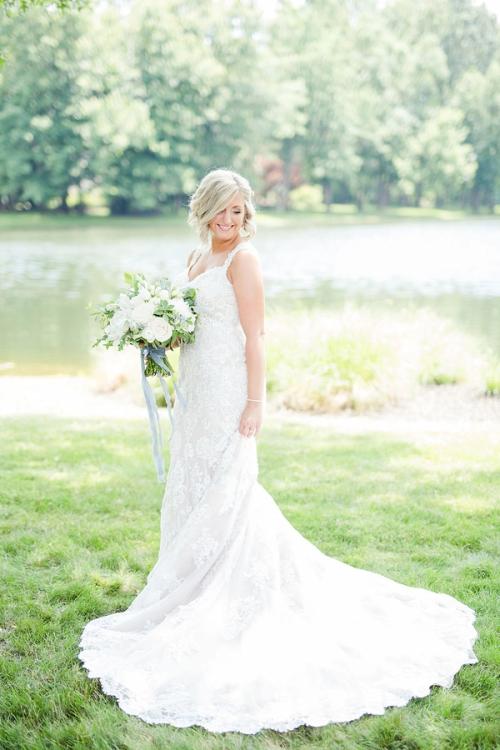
[187,168,257,246]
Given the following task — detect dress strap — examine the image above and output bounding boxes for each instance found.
[223,241,252,270]
[187,248,203,273]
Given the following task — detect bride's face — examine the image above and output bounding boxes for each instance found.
[208,192,245,244]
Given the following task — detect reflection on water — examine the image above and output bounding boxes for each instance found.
[1,218,499,374]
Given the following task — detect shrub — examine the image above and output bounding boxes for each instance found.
[288,184,325,213]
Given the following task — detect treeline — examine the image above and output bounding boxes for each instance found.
[0,0,499,214]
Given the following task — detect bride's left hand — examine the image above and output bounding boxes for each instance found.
[239,401,263,438]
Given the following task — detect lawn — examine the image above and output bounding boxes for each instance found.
[0,416,498,750]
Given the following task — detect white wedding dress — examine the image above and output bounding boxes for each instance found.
[78,240,479,734]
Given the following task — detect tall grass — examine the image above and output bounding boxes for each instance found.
[265,304,494,412]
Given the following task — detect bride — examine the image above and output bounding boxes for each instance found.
[78,168,478,734]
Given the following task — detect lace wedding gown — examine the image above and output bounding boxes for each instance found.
[78,240,479,734]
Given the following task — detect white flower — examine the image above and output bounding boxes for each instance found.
[130,300,156,325]
[105,312,129,343]
[170,298,192,319]
[117,293,133,313]
[131,287,150,306]
[149,295,163,309]
[142,316,173,343]
[159,289,171,301]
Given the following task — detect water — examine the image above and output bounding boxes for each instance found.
[1,218,499,374]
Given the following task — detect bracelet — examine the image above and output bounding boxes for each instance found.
[247,398,263,402]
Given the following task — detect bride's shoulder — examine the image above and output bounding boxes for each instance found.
[229,241,262,283]
[234,240,259,260]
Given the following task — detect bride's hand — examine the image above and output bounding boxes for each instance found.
[239,401,263,438]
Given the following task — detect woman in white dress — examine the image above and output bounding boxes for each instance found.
[78,168,479,734]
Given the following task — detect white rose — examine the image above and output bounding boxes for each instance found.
[142,317,173,343]
[159,289,171,301]
[170,298,192,319]
[105,312,129,343]
[130,300,155,325]
[117,293,133,313]
[131,287,150,306]
[149,295,162,309]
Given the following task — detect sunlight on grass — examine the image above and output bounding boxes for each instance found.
[443,495,496,513]
[0,416,498,750]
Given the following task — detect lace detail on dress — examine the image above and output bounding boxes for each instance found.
[78,238,479,734]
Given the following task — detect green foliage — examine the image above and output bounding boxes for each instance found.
[266,310,395,412]
[395,107,477,205]
[0,0,499,213]
[289,183,324,212]
[0,8,87,209]
[455,57,500,210]
[0,0,86,12]
[265,305,493,413]
[484,361,500,396]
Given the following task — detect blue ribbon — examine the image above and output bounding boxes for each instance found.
[140,345,187,483]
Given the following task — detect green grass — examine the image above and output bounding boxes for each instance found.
[484,362,500,397]
[1,416,499,750]
[264,305,497,412]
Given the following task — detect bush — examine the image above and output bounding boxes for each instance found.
[288,184,325,212]
[265,305,492,413]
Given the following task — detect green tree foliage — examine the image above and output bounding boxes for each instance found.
[76,5,162,214]
[0,0,498,213]
[455,54,500,210]
[394,107,477,206]
[30,0,287,214]
[0,0,85,8]
[270,0,360,209]
[350,2,452,207]
[0,8,87,209]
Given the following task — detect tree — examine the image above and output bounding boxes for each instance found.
[269,0,360,210]
[394,107,476,206]
[0,1,89,64]
[75,5,162,214]
[131,0,285,205]
[0,8,87,209]
[455,56,500,211]
[0,1,86,9]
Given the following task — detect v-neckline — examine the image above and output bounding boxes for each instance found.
[186,241,247,283]
[186,264,225,284]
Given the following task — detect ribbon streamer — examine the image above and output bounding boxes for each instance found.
[140,345,186,483]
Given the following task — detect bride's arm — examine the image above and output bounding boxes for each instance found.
[229,250,266,437]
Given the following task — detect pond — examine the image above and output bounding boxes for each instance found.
[1,217,499,374]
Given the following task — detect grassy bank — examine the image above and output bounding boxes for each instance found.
[1,416,498,750]
[0,205,498,232]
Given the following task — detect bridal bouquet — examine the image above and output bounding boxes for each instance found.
[92,271,197,376]
[92,271,197,483]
